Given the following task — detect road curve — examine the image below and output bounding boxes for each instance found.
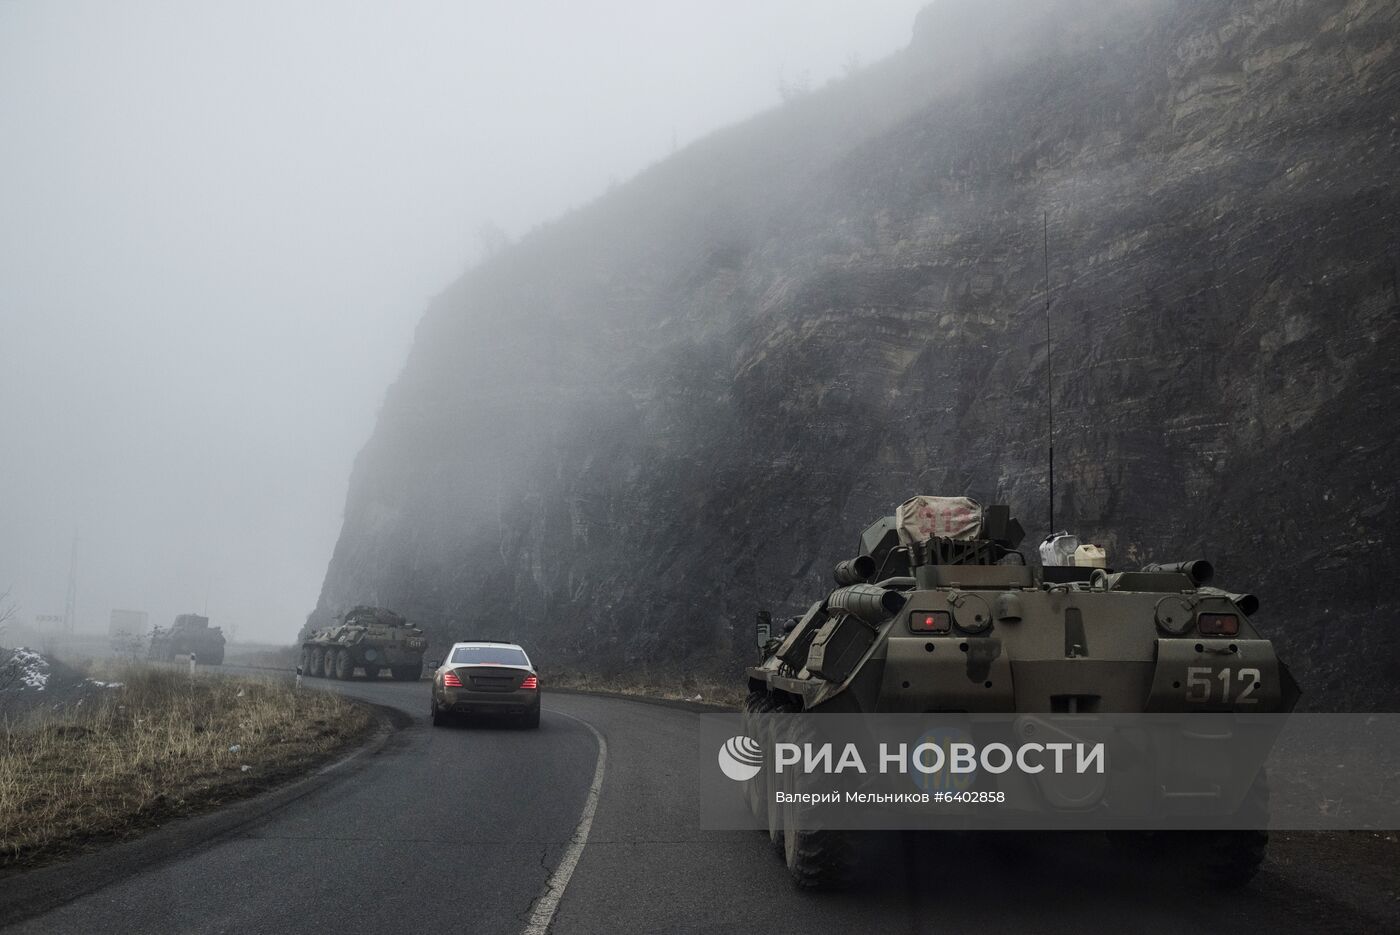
[4,675,1393,934]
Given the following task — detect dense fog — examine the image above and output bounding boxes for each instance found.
[0,0,927,642]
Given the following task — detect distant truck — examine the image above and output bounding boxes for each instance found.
[148,613,226,665]
[109,609,149,652]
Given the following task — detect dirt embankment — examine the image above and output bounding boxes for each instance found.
[0,657,375,873]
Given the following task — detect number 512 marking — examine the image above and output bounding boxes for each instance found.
[1185,667,1261,704]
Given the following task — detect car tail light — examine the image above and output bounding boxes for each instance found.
[520,675,538,690]
[909,611,951,634]
[443,671,463,687]
[1198,613,1239,636]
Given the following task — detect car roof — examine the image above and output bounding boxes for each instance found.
[451,640,526,650]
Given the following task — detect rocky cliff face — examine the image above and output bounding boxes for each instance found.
[310,0,1400,708]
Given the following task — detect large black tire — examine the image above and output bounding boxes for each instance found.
[390,666,420,682]
[762,698,799,854]
[321,649,337,679]
[1107,769,1269,889]
[776,712,861,889]
[784,826,860,890]
[743,690,785,826]
[307,648,324,678]
[1190,769,1270,889]
[780,763,860,889]
[334,649,353,680]
[361,665,381,680]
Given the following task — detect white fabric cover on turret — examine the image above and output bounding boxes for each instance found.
[894,496,983,544]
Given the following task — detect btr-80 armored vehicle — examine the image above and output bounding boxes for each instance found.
[148,613,225,665]
[301,606,427,681]
[745,496,1299,889]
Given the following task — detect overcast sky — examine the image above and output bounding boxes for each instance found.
[0,0,928,644]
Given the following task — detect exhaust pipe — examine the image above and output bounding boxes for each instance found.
[826,584,906,626]
[833,555,876,586]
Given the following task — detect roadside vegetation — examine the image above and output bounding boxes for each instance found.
[0,660,374,872]
[540,667,743,708]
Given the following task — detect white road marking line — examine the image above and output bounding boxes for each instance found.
[522,708,608,935]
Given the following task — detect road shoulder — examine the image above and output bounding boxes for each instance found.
[0,700,405,929]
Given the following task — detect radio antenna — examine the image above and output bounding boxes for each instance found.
[1043,212,1055,535]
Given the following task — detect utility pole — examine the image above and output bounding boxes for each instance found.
[1043,213,1055,535]
[63,532,78,635]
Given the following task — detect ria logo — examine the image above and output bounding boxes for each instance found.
[717,735,764,782]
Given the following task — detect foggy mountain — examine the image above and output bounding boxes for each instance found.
[308,0,1400,709]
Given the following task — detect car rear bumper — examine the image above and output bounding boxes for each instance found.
[438,688,540,715]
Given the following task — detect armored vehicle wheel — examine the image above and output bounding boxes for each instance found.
[390,665,419,681]
[307,648,324,678]
[334,649,353,680]
[1107,769,1269,889]
[321,649,337,679]
[362,665,381,680]
[780,769,859,889]
[1185,768,1270,889]
[762,698,798,853]
[743,691,785,826]
[777,715,859,889]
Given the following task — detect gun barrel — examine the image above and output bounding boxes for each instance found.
[833,555,876,586]
[826,584,906,625]
[1143,559,1215,586]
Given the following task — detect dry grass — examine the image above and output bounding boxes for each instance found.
[540,667,745,708]
[0,661,374,872]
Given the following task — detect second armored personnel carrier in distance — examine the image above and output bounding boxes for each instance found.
[301,605,427,681]
[148,613,226,665]
[745,495,1299,890]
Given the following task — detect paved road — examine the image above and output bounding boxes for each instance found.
[6,677,1394,934]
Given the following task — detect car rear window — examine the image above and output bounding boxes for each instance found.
[450,646,529,667]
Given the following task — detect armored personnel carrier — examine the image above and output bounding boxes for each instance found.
[148,613,225,665]
[301,606,427,681]
[745,496,1299,889]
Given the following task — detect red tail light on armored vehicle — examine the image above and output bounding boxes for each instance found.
[1197,613,1240,636]
[908,610,951,633]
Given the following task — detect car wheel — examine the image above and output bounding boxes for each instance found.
[431,700,447,727]
[522,706,541,729]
